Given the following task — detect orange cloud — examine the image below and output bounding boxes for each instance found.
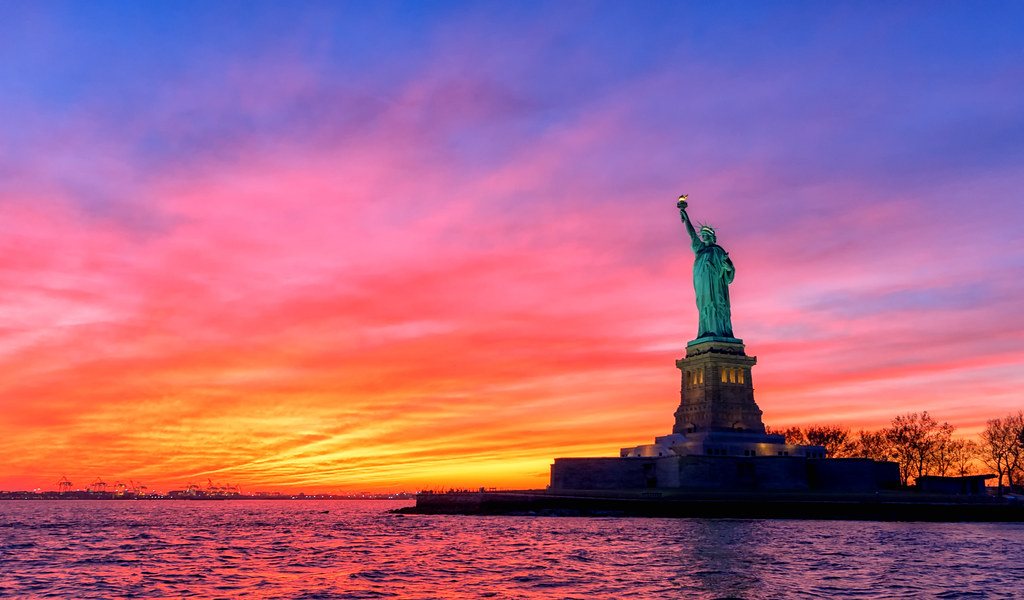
[2,15,1022,493]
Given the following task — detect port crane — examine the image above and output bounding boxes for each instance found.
[90,478,107,493]
[128,480,147,496]
[56,475,73,494]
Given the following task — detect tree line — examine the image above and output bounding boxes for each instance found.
[767,411,1024,494]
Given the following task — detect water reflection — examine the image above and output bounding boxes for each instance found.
[680,520,772,599]
[1,501,1023,599]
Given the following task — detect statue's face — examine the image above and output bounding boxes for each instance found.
[699,230,715,245]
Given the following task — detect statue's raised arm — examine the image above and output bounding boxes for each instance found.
[676,195,736,340]
[677,196,701,252]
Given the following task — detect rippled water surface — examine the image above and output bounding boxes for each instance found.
[2,500,1023,599]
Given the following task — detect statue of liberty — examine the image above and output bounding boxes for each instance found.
[677,196,735,339]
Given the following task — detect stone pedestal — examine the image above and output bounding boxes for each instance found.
[619,338,810,460]
[673,338,764,436]
[550,335,882,491]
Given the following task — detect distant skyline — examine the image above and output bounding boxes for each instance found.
[1,1,1022,493]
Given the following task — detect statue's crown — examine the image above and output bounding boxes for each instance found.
[698,223,715,235]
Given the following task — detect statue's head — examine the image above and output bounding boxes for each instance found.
[698,224,716,245]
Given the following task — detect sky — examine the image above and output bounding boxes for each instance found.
[0,1,1022,493]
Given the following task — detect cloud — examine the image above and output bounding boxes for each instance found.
[1,3,1023,492]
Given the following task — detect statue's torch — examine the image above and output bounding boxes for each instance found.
[677,194,689,210]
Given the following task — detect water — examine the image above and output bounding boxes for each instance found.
[1,500,1022,599]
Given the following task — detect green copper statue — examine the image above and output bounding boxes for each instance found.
[677,195,735,339]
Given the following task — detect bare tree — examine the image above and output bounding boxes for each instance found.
[945,438,979,477]
[1005,412,1024,492]
[766,425,807,445]
[851,428,890,461]
[805,425,855,457]
[1016,416,1024,492]
[885,412,954,486]
[979,415,1017,495]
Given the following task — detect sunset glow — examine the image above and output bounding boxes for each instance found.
[1,3,1022,493]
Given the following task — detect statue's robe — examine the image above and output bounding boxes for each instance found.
[692,240,735,338]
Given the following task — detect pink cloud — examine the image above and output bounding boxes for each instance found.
[1,25,1022,493]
